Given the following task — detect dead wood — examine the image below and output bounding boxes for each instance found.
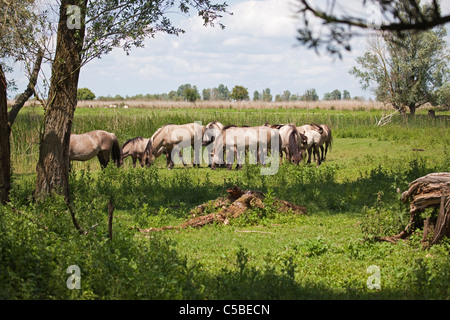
[379,173,450,247]
[136,186,306,233]
[108,200,114,240]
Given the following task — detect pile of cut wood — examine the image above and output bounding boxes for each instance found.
[136,186,306,233]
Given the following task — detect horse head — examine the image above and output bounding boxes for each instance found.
[203,121,222,146]
[299,132,308,147]
[143,139,155,166]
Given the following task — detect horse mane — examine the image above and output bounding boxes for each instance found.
[150,125,167,142]
[144,139,152,154]
[288,126,301,158]
[121,137,143,149]
[222,124,237,131]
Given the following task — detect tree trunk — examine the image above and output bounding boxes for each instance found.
[379,173,450,247]
[409,103,416,116]
[0,65,11,204]
[35,0,86,201]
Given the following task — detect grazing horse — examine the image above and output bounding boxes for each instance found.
[264,123,305,164]
[299,123,332,162]
[296,125,323,166]
[121,136,181,168]
[211,125,281,170]
[120,137,150,168]
[69,130,121,168]
[203,121,224,167]
[145,123,205,169]
[318,124,332,161]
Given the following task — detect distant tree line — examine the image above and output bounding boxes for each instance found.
[82,84,362,103]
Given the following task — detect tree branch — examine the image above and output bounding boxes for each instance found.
[7,48,43,126]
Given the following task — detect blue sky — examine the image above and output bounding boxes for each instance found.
[9,0,450,101]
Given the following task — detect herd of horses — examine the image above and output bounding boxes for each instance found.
[68,121,332,170]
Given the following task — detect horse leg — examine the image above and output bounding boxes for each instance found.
[258,147,266,166]
[170,145,183,169]
[315,145,321,166]
[193,144,200,168]
[179,150,188,167]
[132,156,137,168]
[225,146,233,170]
[139,155,145,168]
[165,148,174,169]
[97,153,108,169]
[307,147,312,164]
[320,145,325,162]
[236,147,243,170]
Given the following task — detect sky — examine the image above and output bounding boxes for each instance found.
[9,0,450,101]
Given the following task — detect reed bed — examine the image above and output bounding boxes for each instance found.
[15,98,389,110]
[77,99,389,110]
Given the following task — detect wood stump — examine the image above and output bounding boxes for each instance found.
[378,173,450,247]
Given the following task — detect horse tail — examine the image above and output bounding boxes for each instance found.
[288,125,301,162]
[111,136,122,167]
[326,126,332,151]
[310,123,323,134]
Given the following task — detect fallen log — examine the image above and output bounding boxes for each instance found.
[378,172,450,247]
[136,186,306,233]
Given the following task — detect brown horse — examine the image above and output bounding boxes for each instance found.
[299,123,332,162]
[264,123,305,164]
[69,130,121,168]
[203,121,224,167]
[120,137,150,168]
[144,123,204,169]
[211,125,281,171]
[318,124,332,161]
[296,124,323,166]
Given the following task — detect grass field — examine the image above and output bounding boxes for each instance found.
[1,102,449,300]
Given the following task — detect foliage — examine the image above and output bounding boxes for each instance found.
[350,26,450,114]
[77,88,96,101]
[230,85,249,101]
[261,88,273,102]
[323,89,342,100]
[184,88,200,103]
[300,88,319,101]
[436,82,450,108]
[275,90,291,102]
[202,84,230,101]
[295,0,450,57]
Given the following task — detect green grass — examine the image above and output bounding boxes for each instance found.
[1,106,449,299]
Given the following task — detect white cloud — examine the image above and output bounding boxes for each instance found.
[7,0,386,100]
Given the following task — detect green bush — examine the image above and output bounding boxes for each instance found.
[77,88,96,101]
